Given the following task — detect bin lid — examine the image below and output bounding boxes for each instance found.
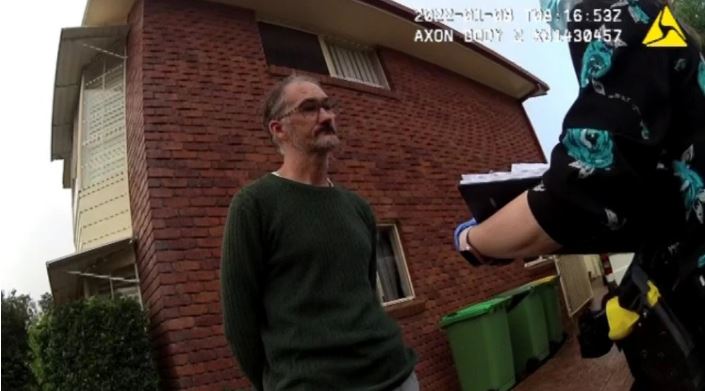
[531,275,558,286]
[440,296,510,328]
[496,283,534,298]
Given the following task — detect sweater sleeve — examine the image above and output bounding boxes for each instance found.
[220,192,267,390]
[527,0,688,251]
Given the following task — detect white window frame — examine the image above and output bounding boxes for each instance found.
[376,224,415,306]
[319,36,390,89]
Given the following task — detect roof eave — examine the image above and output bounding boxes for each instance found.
[81,0,549,100]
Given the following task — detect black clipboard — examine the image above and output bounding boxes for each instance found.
[457,176,542,223]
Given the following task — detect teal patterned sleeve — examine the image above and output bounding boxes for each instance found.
[527,0,705,252]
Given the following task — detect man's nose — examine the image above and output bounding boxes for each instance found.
[318,107,336,122]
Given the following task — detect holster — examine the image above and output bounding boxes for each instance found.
[609,255,705,391]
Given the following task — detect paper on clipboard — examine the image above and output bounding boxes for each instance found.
[458,163,549,222]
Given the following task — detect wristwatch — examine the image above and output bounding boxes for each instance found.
[461,230,513,267]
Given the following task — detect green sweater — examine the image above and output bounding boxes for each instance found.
[220,174,416,391]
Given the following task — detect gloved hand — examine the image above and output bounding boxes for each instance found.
[453,218,478,252]
[453,218,513,267]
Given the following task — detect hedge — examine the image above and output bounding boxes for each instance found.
[29,297,159,391]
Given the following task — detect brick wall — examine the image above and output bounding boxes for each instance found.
[127,0,550,389]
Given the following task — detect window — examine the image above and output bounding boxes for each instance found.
[320,39,389,88]
[376,225,414,305]
[74,43,132,251]
[80,264,141,306]
[258,22,329,75]
[258,22,389,89]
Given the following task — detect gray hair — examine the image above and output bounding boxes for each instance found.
[262,74,321,132]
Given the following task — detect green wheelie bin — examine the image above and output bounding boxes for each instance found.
[440,297,516,391]
[529,275,564,349]
[496,284,550,376]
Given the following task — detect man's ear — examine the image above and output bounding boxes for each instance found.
[269,119,286,143]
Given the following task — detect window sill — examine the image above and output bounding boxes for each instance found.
[383,298,427,319]
[267,65,400,100]
[523,255,557,271]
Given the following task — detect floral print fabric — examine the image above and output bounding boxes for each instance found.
[527,0,705,257]
[562,128,615,177]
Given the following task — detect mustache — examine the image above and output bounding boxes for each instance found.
[317,121,337,134]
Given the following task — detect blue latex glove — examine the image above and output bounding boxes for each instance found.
[453,218,478,252]
[453,219,513,267]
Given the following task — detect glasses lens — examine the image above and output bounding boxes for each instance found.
[298,100,320,114]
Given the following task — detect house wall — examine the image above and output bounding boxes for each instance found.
[125,0,549,389]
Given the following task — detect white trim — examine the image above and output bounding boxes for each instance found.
[320,37,390,89]
[133,263,144,309]
[67,270,138,284]
[382,296,415,308]
[73,72,86,248]
[319,35,336,77]
[376,223,415,304]
[555,255,593,317]
[79,42,127,60]
[523,255,557,270]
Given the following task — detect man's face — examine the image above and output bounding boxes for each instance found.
[273,81,340,154]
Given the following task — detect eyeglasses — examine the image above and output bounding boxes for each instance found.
[277,97,338,120]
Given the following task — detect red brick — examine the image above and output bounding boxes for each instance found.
[160,273,188,285]
[188,271,216,281]
[189,326,213,339]
[147,167,175,178]
[179,304,208,316]
[164,317,195,331]
[151,187,174,198]
[196,238,221,248]
[190,197,216,207]
[193,217,220,227]
[153,228,181,239]
[171,353,189,366]
[193,291,219,304]
[181,228,210,238]
[173,261,201,272]
[156,250,185,262]
[176,282,205,296]
[162,294,192,308]
[203,280,220,292]
[163,197,190,208]
[187,349,217,363]
[195,314,221,327]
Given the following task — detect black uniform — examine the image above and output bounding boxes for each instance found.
[527,0,705,389]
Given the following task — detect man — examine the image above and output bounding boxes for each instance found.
[221,75,417,391]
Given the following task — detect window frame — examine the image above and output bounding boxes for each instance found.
[375,223,415,306]
[319,36,390,89]
[256,19,390,89]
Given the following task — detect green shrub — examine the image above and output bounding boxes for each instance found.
[29,297,159,391]
[2,290,37,390]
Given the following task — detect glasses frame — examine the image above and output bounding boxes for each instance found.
[276,97,338,120]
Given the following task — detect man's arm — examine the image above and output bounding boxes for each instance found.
[220,193,267,390]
